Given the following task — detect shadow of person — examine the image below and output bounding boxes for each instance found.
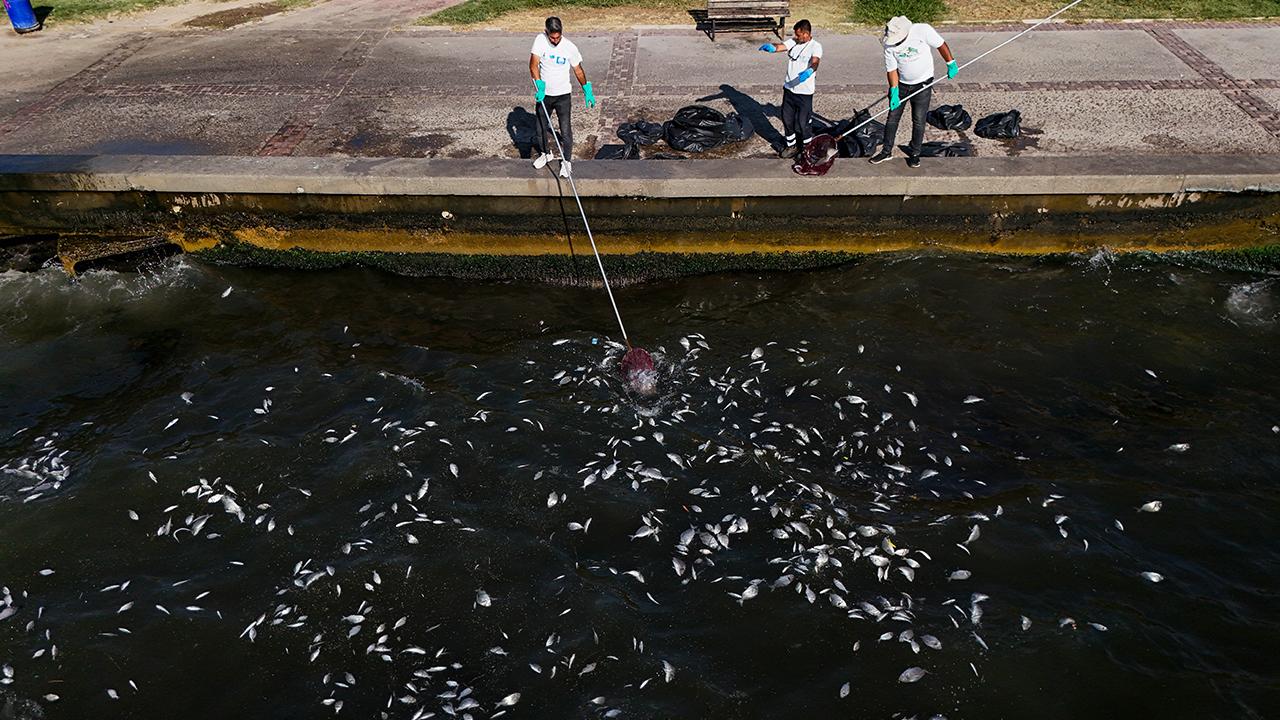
[697,84,783,152]
[506,106,539,159]
[33,6,53,24]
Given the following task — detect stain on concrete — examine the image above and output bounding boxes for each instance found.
[87,137,213,156]
[1002,126,1044,156]
[1142,133,1192,152]
[333,130,456,157]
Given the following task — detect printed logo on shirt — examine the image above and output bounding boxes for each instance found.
[545,54,569,65]
[895,47,921,61]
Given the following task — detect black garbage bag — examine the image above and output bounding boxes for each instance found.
[847,110,884,157]
[974,110,1021,139]
[663,105,728,152]
[906,141,974,157]
[813,110,882,158]
[616,120,664,146]
[926,104,972,131]
[595,143,641,160]
[661,105,753,153]
[722,113,755,142]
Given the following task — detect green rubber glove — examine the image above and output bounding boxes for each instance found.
[946,60,958,79]
[583,81,597,109]
[889,86,901,111]
[534,79,546,102]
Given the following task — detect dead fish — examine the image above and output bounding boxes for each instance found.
[1166,443,1190,453]
[497,693,521,707]
[898,666,927,683]
[475,590,492,607]
[662,660,675,683]
[948,570,971,581]
[1139,501,1163,513]
[1140,571,1164,583]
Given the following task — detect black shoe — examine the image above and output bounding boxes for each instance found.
[780,143,800,159]
[906,155,921,168]
[868,150,893,164]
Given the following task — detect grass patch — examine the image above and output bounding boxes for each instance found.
[1069,0,1280,19]
[420,0,685,25]
[41,0,312,26]
[41,0,180,24]
[420,0,1277,27]
[851,0,947,25]
[945,0,1280,21]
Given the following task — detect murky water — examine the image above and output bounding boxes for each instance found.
[1,254,1277,719]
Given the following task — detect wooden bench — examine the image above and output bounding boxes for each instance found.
[703,0,788,41]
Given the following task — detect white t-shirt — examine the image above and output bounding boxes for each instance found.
[783,39,822,95]
[531,34,583,97]
[884,23,945,85]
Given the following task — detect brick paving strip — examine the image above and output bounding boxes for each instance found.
[1144,26,1280,138]
[0,35,153,136]
[596,30,641,145]
[255,30,380,156]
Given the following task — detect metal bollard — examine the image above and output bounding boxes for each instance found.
[3,0,40,34]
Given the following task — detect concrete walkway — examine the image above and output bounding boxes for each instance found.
[1,4,1278,162]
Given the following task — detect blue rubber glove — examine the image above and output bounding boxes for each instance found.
[795,67,814,84]
[946,60,958,79]
[758,43,773,52]
[582,81,596,109]
[534,79,546,102]
[889,85,901,111]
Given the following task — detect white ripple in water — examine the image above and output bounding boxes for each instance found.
[1224,280,1276,325]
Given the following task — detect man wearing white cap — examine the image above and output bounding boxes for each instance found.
[869,15,957,168]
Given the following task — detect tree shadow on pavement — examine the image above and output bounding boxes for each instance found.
[697,84,782,152]
[506,106,538,159]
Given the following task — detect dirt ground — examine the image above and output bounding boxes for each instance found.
[184,2,293,28]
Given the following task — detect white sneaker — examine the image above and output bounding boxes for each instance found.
[532,152,553,169]
[559,160,572,178]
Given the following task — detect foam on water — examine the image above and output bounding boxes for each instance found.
[1225,279,1276,324]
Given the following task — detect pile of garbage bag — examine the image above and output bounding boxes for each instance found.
[812,110,884,159]
[612,105,754,157]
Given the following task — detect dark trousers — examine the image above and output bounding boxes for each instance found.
[781,89,814,145]
[535,93,573,159]
[882,79,932,157]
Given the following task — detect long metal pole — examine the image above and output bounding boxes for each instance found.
[837,0,1087,142]
[534,88,631,346]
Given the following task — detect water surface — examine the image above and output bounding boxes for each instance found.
[1,254,1277,718]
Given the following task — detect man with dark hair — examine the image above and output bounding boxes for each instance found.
[869,15,957,168]
[758,19,822,159]
[530,16,596,178]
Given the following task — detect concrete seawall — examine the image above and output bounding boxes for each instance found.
[2,154,1278,276]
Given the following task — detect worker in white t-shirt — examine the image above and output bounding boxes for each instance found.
[869,15,957,168]
[529,16,597,178]
[758,19,822,159]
